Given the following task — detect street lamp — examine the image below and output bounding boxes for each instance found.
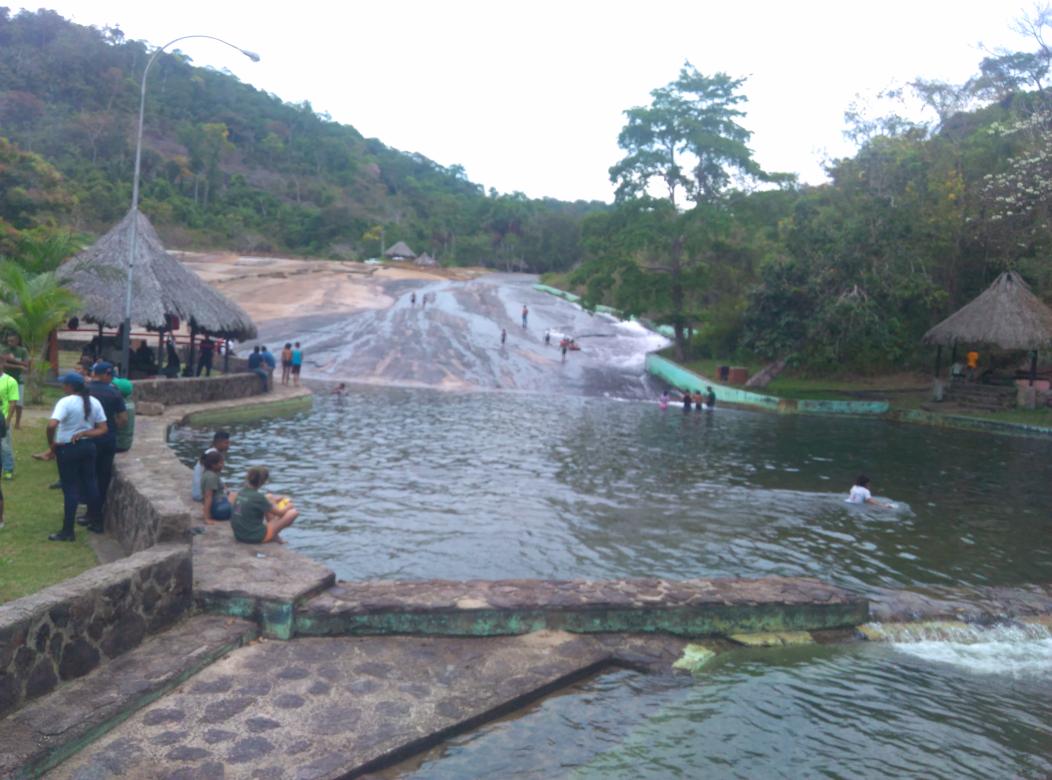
[121,35,260,376]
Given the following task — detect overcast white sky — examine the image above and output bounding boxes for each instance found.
[20,1,1036,202]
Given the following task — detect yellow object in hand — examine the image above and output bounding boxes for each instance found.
[275,498,290,511]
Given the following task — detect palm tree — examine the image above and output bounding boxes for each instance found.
[0,262,80,403]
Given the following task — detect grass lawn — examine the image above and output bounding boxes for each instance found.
[0,415,97,604]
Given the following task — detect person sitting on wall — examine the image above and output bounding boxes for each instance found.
[200,450,236,524]
[247,346,268,391]
[192,431,232,501]
[231,466,298,544]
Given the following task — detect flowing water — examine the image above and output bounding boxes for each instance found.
[171,390,1052,777]
[171,275,1052,777]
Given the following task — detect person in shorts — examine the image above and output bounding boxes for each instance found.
[290,342,303,386]
[231,466,298,544]
[4,334,28,430]
[280,343,293,386]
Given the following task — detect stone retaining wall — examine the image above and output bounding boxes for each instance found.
[132,373,263,406]
[0,544,192,718]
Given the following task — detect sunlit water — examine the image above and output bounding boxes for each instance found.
[170,388,1052,777]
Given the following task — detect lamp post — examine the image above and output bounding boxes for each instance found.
[121,35,259,376]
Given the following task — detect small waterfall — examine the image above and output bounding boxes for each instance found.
[862,620,1052,675]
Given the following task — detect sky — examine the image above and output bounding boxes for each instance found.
[19,1,1037,202]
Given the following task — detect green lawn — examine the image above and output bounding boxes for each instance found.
[0,416,98,604]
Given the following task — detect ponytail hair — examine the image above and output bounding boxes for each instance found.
[75,384,91,418]
[246,466,269,489]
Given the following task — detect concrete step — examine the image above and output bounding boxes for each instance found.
[294,577,869,638]
[0,614,256,779]
[192,523,335,639]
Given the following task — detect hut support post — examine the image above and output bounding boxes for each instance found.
[1030,350,1038,387]
[188,327,197,378]
[934,345,943,378]
[223,339,230,374]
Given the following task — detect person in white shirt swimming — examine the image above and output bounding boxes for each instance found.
[847,474,893,508]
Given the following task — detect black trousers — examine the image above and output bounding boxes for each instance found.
[56,440,100,535]
[93,436,116,515]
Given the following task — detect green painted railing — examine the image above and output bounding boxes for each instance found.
[645,354,889,416]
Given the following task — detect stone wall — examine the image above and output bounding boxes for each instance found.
[105,417,194,554]
[0,544,192,718]
[133,373,264,406]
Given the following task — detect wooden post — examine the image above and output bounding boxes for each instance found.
[223,338,230,374]
[47,329,58,378]
[1030,350,1038,387]
[187,326,197,377]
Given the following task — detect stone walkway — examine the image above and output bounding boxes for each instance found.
[47,630,688,780]
[1,614,255,778]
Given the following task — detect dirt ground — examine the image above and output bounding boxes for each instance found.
[175,252,485,325]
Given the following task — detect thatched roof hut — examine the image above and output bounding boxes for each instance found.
[56,209,256,339]
[415,252,438,267]
[922,271,1052,350]
[383,240,416,260]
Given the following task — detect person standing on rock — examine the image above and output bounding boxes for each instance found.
[560,338,568,362]
[411,292,417,307]
[280,343,293,386]
[521,304,528,329]
[291,342,304,387]
[501,328,507,347]
[260,346,277,391]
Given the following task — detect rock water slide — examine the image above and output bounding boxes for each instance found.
[255,273,670,398]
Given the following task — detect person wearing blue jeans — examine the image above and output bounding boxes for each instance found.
[44,373,108,541]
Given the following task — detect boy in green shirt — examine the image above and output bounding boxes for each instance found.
[0,362,18,479]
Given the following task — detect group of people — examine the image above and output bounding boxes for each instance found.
[409,291,436,309]
[246,342,304,390]
[191,430,298,544]
[661,386,717,411]
[40,362,134,541]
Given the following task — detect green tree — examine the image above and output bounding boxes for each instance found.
[0,262,79,402]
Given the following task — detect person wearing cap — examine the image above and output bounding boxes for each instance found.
[45,372,108,541]
[85,361,127,531]
[112,377,135,453]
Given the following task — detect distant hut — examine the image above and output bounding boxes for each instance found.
[415,252,438,268]
[56,209,257,373]
[383,241,416,261]
[923,270,1052,385]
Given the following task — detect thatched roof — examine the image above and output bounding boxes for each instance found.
[384,240,416,259]
[415,252,438,267]
[57,209,257,339]
[922,270,1052,350]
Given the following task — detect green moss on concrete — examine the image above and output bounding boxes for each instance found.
[729,630,815,647]
[183,394,312,427]
[295,601,869,639]
[672,643,717,673]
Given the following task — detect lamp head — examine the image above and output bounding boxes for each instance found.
[241,49,261,62]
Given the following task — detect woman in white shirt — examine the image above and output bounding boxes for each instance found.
[847,474,893,509]
[45,372,108,541]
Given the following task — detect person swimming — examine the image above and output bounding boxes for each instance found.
[681,389,692,412]
[846,474,894,508]
[659,390,670,410]
[692,390,703,410]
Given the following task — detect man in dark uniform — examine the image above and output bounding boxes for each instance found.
[84,361,127,533]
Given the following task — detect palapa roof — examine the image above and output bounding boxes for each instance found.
[922,270,1052,350]
[415,252,438,267]
[383,240,416,259]
[56,209,257,339]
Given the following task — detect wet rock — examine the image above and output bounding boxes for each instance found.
[201,696,255,723]
[166,746,211,761]
[143,708,186,726]
[274,693,306,709]
[246,716,282,732]
[226,736,274,764]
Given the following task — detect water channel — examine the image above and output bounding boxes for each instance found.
[171,388,1052,777]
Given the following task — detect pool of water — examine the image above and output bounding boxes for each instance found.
[170,387,1052,776]
[170,386,1052,591]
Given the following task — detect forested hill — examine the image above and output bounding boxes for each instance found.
[0,8,600,269]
